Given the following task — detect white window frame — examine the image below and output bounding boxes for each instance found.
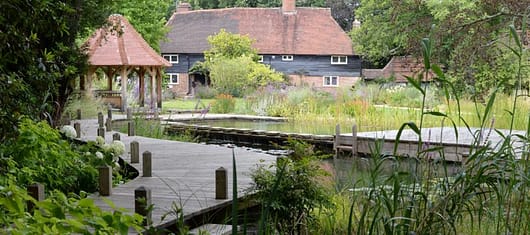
[167,73,179,84]
[258,55,264,63]
[163,54,179,64]
[281,55,293,61]
[323,76,339,87]
[331,55,347,64]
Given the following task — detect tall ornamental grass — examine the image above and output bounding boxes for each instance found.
[308,24,530,234]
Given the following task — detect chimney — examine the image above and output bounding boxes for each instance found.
[177,2,191,12]
[282,0,296,13]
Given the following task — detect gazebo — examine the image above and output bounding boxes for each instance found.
[82,14,170,111]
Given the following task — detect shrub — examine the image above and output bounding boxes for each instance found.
[195,85,218,99]
[0,180,143,234]
[211,93,236,113]
[0,118,124,194]
[251,140,331,234]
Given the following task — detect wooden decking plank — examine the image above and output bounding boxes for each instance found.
[76,116,276,231]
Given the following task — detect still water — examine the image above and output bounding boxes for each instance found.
[184,118,355,135]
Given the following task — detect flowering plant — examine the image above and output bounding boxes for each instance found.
[60,125,77,138]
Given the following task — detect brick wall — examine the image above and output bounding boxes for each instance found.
[167,73,189,96]
[289,75,361,93]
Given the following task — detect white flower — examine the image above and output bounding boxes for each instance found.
[60,125,77,138]
[95,151,104,159]
[110,140,125,156]
[96,136,105,146]
[114,162,121,169]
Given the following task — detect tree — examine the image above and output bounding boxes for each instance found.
[111,0,173,52]
[327,0,360,31]
[351,0,529,96]
[209,56,284,96]
[204,29,260,61]
[0,0,113,141]
[204,30,284,96]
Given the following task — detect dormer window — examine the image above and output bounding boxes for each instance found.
[163,54,179,64]
[331,56,347,64]
[282,55,293,61]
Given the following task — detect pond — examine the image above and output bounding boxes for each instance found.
[329,157,462,189]
[181,118,355,135]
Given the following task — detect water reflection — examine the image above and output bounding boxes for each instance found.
[325,157,463,189]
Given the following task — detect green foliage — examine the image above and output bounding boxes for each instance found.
[190,0,327,9]
[0,0,113,141]
[204,30,284,97]
[0,180,143,234]
[352,0,526,96]
[0,118,125,194]
[211,94,236,113]
[341,28,530,234]
[117,118,199,143]
[204,29,259,62]
[195,85,219,99]
[251,139,331,234]
[63,93,107,119]
[350,0,407,66]
[110,0,173,52]
[2,118,96,193]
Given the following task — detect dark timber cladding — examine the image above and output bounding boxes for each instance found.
[160,0,360,96]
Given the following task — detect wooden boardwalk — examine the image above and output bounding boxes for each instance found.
[77,117,276,231]
[336,126,527,162]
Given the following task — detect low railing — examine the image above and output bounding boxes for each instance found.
[94,90,122,109]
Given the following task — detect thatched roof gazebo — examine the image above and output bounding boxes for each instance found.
[82,14,170,111]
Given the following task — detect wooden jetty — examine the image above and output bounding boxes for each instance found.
[161,115,528,163]
[76,117,277,232]
[73,111,528,232]
[335,124,528,162]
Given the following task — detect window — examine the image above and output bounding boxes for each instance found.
[323,76,339,86]
[258,55,264,63]
[331,56,347,64]
[163,54,179,64]
[282,55,293,61]
[167,73,179,84]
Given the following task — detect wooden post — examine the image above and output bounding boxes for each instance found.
[74,122,81,138]
[98,165,112,196]
[142,151,152,177]
[112,133,121,141]
[334,124,340,159]
[98,112,104,128]
[127,107,133,120]
[63,114,71,125]
[76,109,82,120]
[352,124,358,157]
[215,167,227,200]
[27,183,45,213]
[131,141,139,163]
[154,103,159,119]
[128,121,135,136]
[134,186,152,226]
[105,118,112,132]
[97,127,105,139]
[107,104,113,120]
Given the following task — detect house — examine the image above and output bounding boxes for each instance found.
[362,56,434,83]
[160,0,361,96]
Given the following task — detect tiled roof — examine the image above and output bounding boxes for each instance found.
[85,14,171,67]
[161,7,354,55]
